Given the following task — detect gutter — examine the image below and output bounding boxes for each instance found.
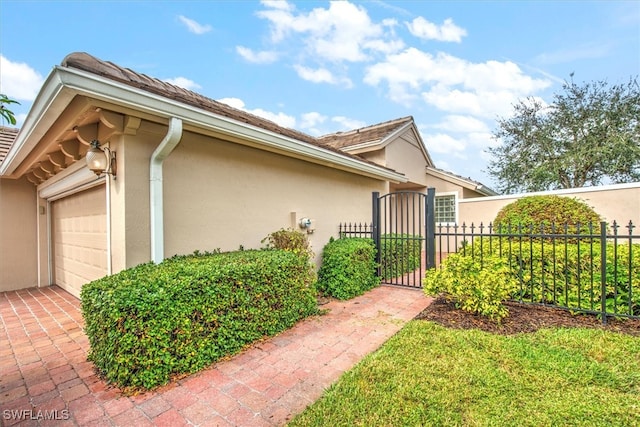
[1,66,405,183]
[150,117,183,264]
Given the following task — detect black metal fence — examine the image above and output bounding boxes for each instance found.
[435,220,640,322]
[338,222,373,238]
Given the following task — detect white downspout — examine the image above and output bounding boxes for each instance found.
[150,117,183,264]
[106,176,112,275]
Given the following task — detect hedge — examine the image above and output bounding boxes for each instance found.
[462,237,640,317]
[317,237,379,300]
[80,250,318,390]
[380,234,422,279]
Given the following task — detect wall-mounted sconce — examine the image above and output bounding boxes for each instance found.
[86,140,116,178]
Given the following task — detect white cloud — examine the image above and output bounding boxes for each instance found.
[236,46,279,64]
[260,0,294,12]
[256,1,403,62]
[163,77,201,91]
[300,111,327,128]
[0,56,44,101]
[431,115,490,133]
[178,15,212,35]
[406,17,467,42]
[423,133,467,156]
[216,97,296,128]
[293,65,353,87]
[331,116,367,130]
[364,47,551,116]
[299,111,327,135]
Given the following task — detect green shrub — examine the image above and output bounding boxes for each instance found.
[317,238,380,300]
[423,253,519,321]
[465,237,640,316]
[493,195,601,235]
[380,233,422,279]
[262,228,314,260]
[80,250,318,390]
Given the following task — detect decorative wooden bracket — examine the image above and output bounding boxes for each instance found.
[48,151,67,169]
[60,139,81,160]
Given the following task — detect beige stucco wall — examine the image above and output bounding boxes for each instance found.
[0,177,38,292]
[161,131,387,265]
[385,135,429,187]
[458,183,640,226]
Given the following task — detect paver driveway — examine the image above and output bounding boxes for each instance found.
[0,285,430,426]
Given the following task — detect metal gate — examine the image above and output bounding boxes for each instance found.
[372,189,435,287]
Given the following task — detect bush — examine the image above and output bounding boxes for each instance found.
[262,228,314,260]
[380,234,422,279]
[423,253,519,321]
[80,250,318,390]
[493,195,601,235]
[317,238,380,300]
[464,237,640,317]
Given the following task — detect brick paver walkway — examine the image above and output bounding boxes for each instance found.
[0,285,431,426]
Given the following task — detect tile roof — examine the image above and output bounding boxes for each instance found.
[61,52,359,159]
[318,116,414,150]
[0,127,19,165]
[426,166,498,196]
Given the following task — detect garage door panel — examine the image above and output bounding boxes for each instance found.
[52,185,107,298]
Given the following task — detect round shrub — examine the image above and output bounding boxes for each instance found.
[317,237,380,300]
[493,195,601,234]
[423,253,518,322]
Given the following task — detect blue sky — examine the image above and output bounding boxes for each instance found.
[1,1,638,188]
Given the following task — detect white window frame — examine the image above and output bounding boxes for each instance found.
[434,192,458,225]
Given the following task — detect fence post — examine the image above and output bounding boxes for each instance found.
[372,192,381,276]
[426,187,436,269]
[600,221,607,325]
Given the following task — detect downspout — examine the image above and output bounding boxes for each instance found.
[150,117,183,264]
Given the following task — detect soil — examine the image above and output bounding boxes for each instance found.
[416,297,640,336]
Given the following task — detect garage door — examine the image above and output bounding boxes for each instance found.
[52,185,107,298]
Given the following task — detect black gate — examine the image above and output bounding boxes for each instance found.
[372,189,435,287]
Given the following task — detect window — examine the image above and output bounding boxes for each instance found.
[435,193,457,224]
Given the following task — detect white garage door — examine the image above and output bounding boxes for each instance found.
[52,185,107,298]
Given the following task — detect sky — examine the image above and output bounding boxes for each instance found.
[1,0,638,189]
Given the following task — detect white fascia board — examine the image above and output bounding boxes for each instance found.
[55,67,407,183]
[0,70,75,176]
[426,167,494,195]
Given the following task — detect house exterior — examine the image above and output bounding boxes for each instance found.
[0,52,494,297]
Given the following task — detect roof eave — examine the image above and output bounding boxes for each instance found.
[426,167,497,196]
[2,66,407,184]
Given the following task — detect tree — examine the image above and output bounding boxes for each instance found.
[487,76,640,194]
[0,94,20,126]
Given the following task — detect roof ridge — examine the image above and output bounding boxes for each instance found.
[319,116,413,139]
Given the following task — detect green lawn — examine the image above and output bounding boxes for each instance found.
[289,321,640,427]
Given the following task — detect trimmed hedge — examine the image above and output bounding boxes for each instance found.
[380,234,422,279]
[80,250,318,390]
[317,238,380,300]
[494,195,601,235]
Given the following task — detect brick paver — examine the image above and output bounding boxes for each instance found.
[0,285,431,426]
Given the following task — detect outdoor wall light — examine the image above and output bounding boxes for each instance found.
[86,140,116,178]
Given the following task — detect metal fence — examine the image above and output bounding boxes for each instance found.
[338,222,373,238]
[435,220,640,322]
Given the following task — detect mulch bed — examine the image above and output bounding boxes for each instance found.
[416,297,640,336]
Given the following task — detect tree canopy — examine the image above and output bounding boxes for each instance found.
[0,94,20,126]
[487,76,640,194]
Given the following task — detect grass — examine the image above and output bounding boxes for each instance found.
[288,321,640,427]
